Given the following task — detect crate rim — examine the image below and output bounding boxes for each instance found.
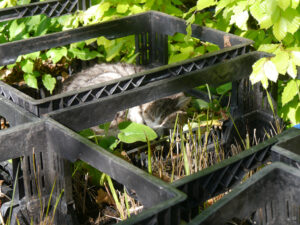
[188,161,300,225]
[0,44,254,105]
[172,127,300,188]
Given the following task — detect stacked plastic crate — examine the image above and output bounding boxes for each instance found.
[0,2,299,225]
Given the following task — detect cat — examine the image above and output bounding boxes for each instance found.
[57,62,191,136]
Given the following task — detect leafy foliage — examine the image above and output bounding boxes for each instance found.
[186,0,300,126]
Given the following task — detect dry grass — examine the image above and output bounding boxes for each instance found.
[72,166,142,225]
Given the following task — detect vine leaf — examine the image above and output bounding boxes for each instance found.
[271,49,289,75]
[287,60,297,78]
[277,0,290,11]
[197,0,216,11]
[282,79,299,106]
[117,3,129,13]
[263,60,278,82]
[42,74,56,94]
[24,73,38,89]
[230,10,249,30]
[46,47,68,64]
[20,59,34,74]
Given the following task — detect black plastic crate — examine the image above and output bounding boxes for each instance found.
[0,112,186,224]
[51,106,296,222]
[170,127,300,221]
[0,11,267,120]
[0,0,90,22]
[271,130,300,169]
[0,95,37,128]
[189,162,300,225]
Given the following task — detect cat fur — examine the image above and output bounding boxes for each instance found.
[59,63,191,135]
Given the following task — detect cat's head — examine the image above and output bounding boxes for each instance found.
[142,93,191,136]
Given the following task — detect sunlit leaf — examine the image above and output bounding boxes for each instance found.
[263,60,279,82]
[277,0,290,11]
[282,79,300,106]
[20,59,34,73]
[271,49,289,74]
[287,60,297,78]
[42,74,56,94]
[117,3,129,13]
[24,73,38,89]
[46,47,68,64]
[118,121,157,143]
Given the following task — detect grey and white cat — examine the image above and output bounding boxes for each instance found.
[58,63,191,135]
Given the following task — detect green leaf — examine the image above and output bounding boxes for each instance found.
[79,128,94,138]
[192,99,209,110]
[106,40,125,62]
[291,51,300,66]
[17,0,30,5]
[258,44,279,53]
[280,97,300,125]
[172,0,183,5]
[69,48,102,61]
[23,52,40,60]
[271,49,289,74]
[168,52,190,64]
[250,1,272,29]
[287,60,297,78]
[291,0,299,8]
[0,33,7,44]
[284,8,300,34]
[172,33,186,42]
[125,52,139,64]
[20,59,34,73]
[100,1,111,12]
[116,3,129,13]
[42,74,56,94]
[197,0,216,11]
[216,82,232,95]
[230,10,249,30]
[9,20,26,41]
[250,58,267,85]
[98,136,118,152]
[282,79,299,106]
[180,45,194,54]
[263,60,278,82]
[206,43,220,52]
[277,0,290,11]
[24,73,38,89]
[25,15,41,32]
[98,122,111,136]
[165,3,183,16]
[118,121,157,143]
[215,0,231,15]
[35,16,51,36]
[46,47,68,64]
[273,16,288,41]
[131,5,144,14]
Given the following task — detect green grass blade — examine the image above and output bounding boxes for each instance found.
[146,135,152,175]
[124,187,130,218]
[7,163,20,225]
[180,129,190,176]
[106,175,124,220]
[50,189,64,224]
[45,177,57,219]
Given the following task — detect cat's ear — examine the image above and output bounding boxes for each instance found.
[176,95,192,109]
